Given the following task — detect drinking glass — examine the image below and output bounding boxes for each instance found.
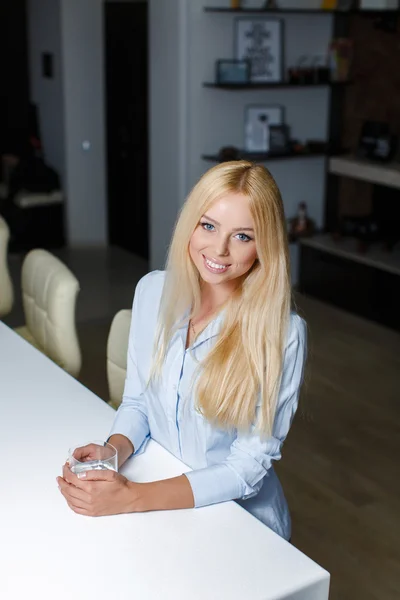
[68,440,118,474]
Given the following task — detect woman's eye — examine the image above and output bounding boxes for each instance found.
[201,222,215,232]
[236,233,252,242]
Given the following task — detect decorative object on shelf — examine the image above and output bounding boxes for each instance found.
[357,121,398,162]
[333,215,384,254]
[288,202,315,242]
[244,104,284,152]
[336,0,356,9]
[235,18,284,83]
[217,146,240,162]
[329,38,353,81]
[288,56,330,85]
[269,124,290,154]
[321,0,338,8]
[215,59,250,84]
[230,0,241,8]
[263,0,279,8]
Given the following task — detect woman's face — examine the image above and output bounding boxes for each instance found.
[189,192,258,287]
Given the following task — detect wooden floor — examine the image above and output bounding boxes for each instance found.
[277,293,400,600]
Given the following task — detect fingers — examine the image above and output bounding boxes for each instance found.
[71,443,98,462]
[58,476,90,503]
[62,463,84,487]
[76,468,118,483]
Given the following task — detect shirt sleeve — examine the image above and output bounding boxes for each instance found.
[184,314,307,508]
[108,277,151,455]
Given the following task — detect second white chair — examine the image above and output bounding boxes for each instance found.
[0,215,14,318]
[15,249,82,377]
[107,309,132,409]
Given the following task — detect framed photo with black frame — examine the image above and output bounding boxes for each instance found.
[215,59,251,85]
[244,105,284,153]
[235,18,284,83]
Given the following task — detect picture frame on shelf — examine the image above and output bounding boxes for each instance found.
[215,59,250,85]
[269,124,291,154]
[235,18,284,83]
[244,104,284,153]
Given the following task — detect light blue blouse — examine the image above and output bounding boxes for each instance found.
[109,271,307,540]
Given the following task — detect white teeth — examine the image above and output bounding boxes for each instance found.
[205,257,227,270]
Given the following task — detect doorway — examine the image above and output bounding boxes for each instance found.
[105,1,148,259]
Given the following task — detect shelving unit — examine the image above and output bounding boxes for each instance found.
[203,81,351,89]
[202,5,348,287]
[202,149,327,163]
[300,233,400,276]
[329,155,400,190]
[204,7,400,15]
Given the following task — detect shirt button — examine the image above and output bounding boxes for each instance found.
[173,385,177,391]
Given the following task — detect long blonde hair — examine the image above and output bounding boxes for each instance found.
[152,161,292,435]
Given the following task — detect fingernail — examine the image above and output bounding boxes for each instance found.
[77,472,87,479]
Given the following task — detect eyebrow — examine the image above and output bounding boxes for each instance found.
[202,214,254,232]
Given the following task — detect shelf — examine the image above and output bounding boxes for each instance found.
[203,81,350,89]
[329,155,400,190]
[204,7,336,13]
[202,149,326,163]
[204,7,400,16]
[300,233,400,277]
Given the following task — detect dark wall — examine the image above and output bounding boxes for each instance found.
[0,0,30,155]
[338,15,400,217]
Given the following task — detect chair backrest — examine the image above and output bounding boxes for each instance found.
[0,216,14,318]
[107,309,132,408]
[21,249,81,377]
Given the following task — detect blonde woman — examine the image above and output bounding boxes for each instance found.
[57,161,307,541]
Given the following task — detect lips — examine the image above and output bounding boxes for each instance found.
[202,254,231,274]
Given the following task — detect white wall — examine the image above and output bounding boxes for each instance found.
[27,0,65,180]
[149,0,188,269]
[149,0,333,282]
[61,0,107,246]
[27,0,107,247]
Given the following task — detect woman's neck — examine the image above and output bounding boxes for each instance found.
[200,280,238,313]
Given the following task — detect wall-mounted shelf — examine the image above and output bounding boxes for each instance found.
[300,233,400,277]
[202,149,326,163]
[329,155,400,190]
[204,7,400,16]
[203,81,351,90]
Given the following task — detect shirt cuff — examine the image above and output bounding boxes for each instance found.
[108,410,150,457]
[185,463,245,508]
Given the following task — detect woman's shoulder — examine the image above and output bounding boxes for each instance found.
[287,311,307,346]
[135,270,166,302]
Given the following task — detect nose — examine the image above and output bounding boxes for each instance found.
[215,234,230,257]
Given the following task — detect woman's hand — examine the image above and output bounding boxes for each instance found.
[57,464,142,517]
[69,443,102,464]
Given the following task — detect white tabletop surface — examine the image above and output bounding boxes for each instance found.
[0,322,330,600]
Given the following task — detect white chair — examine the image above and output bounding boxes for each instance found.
[0,216,14,318]
[15,249,82,377]
[107,309,132,409]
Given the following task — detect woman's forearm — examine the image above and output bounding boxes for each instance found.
[108,434,134,468]
[134,474,195,512]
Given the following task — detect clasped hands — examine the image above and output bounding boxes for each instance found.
[56,444,143,517]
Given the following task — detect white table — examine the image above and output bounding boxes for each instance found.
[0,323,330,600]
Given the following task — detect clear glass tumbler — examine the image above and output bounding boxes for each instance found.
[68,440,118,474]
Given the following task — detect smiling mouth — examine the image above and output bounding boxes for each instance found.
[202,255,231,273]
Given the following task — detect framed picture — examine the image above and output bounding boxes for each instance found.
[269,124,290,154]
[235,18,284,83]
[215,59,250,85]
[244,105,284,153]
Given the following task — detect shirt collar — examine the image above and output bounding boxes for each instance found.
[176,309,225,351]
